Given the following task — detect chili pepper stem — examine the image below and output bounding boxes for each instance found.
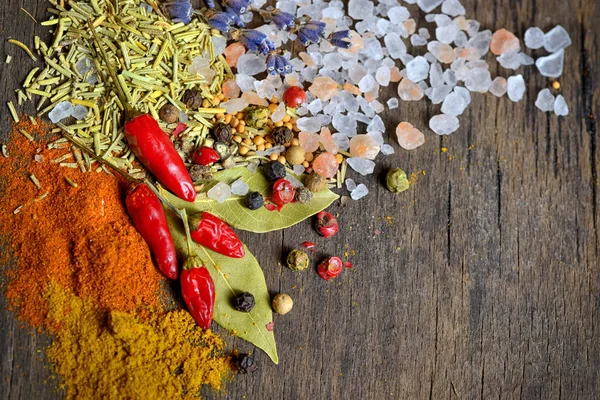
[180,208,195,257]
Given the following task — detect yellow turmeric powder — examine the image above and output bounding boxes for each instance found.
[44,283,232,399]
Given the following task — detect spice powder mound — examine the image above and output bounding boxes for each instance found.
[0,119,232,397]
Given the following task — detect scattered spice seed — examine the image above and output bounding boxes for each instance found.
[236,354,258,374]
[272,294,293,315]
[233,292,256,313]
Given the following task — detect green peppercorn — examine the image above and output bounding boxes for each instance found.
[272,293,293,315]
[159,103,179,123]
[244,106,270,129]
[294,186,312,204]
[213,141,230,159]
[212,123,233,143]
[263,161,286,181]
[304,172,326,192]
[286,249,310,271]
[386,168,410,193]
[272,126,293,145]
[233,292,255,312]
[245,191,264,210]
[182,89,203,110]
[237,354,258,374]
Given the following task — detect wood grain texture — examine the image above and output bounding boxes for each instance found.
[0,0,598,399]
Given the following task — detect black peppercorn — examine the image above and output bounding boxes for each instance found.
[182,89,203,110]
[159,104,179,123]
[272,126,293,145]
[212,123,233,143]
[237,354,258,374]
[233,292,255,312]
[294,186,313,204]
[245,191,264,210]
[263,161,286,181]
[188,165,213,182]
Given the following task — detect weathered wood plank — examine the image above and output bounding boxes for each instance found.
[0,0,598,399]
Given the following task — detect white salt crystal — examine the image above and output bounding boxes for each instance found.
[367,115,385,133]
[246,161,259,173]
[535,88,555,112]
[543,25,572,53]
[454,31,468,47]
[381,144,395,155]
[212,36,227,56]
[443,69,457,87]
[323,53,343,70]
[256,145,285,156]
[296,117,322,132]
[236,74,257,92]
[430,85,453,104]
[466,20,480,36]
[441,91,467,116]
[307,99,323,114]
[332,132,350,151]
[468,30,492,56]
[237,54,266,76]
[429,114,460,135]
[410,34,428,46]
[222,98,249,114]
[465,68,492,92]
[367,131,384,147]
[387,98,399,109]
[231,178,249,196]
[424,52,438,64]
[535,50,564,78]
[348,0,374,20]
[519,53,535,66]
[48,101,74,123]
[358,74,377,93]
[524,27,545,49]
[271,103,287,122]
[349,64,368,84]
[418,0,444,13]
[506,74,526,102]
[207,182,232,203]
[430,62,444,87]
[333,114,358,136]
[489,77,507,97]
[347,157,376,175]
[554,94,569,116]
[388,6,410,24]
[351,184,369,200]
[453,86,471,105]
[441,0,465,16]
[376,66,391,86]
[436,23,459,44]
[345,178,357,191]
[497,52,521,70]
[293,165,306,176]
[71,105,88,120]
[285,174,304,188]
[384,33,407,59]
[406,56,429,82]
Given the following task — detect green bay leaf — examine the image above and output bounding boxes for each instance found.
[161,167,339,233]
[165,211,278,364]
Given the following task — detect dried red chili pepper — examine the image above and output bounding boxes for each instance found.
[315,211,338,238]
[125,184,178,280]
[317,257,343,280]
[181,256,215,329]
[189,212,245,258]
[272,178,295,207]
[191,146,220,166]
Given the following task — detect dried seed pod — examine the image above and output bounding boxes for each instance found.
[182,89,203,110]
[304,172,326,192]
[188,165,213,182]
[286,249,309,271]
[159,104,179,123]
[212,123,233,143]
[294,186,312,204]
[272,126,293,145]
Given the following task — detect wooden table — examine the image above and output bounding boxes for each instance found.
[1,0,598,398]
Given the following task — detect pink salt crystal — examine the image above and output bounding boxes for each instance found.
[339,31,364,54]
[319,127,339,154]
[454,16,468,30]
[344,82,361,95]
[365,91,377,103]
[389,67,402,83]
[395,122,425,150]
[222,79,241,99]
[241,91,269,106]
[349,135,380,160]
[298,131,320,153]
[312,152,338,178]
[299,52,315,67]
[404,19,416,35]
[397,78,424,101]
[455,47,480,61]
[285,74,299,86]
[433,43,456,63]
[490,29,521,55]
[308,76,338,102]
[224,43,246,68]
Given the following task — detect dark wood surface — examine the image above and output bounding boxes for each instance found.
[1,0,599,399]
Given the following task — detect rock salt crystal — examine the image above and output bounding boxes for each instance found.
[465,68,492,93]
[231,179,250,196]
[271,103,287,122]
[387,98,399,109]
[543,25,571,53]
[468,30,492,56]
[535,50,564,78]
[397,78,425,101]
[506,75,526,102]
[489,77,507,97]
[222,79,241,99]
[320,127,339,154]
[332,132,350,151]
[418,0,444,13]
[351,184,369,200]
[349,135,380,159]
[384,33,407,59]
[345,178,357,192]
[388,6,410,24]
[298,131,321,152]
[554,95,569,116]
[490,29,521,55]
[207,182,232,203]
[524,27,545,49]
[49,101,74,123]
[71,105,88,120]
[309,76,338,101]
[535,88,555,112]
[381,144,395,155]
[441,0,465,16]
[241,91,269,106]
[296,117,322,133]
[312,152,338,178]
[497,52,521,70]
[358,74,377,93]
[429,114,460,135]
[396,122,425,150]
[441,91,467,115]
[428,41,456,64]
[406,56,429,82]
[376,67,391,86]
[332,114,358,136]
[236,54,266,76]
[236,74,256,92]
[347,157,376,175]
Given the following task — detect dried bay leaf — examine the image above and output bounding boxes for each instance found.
[161,167,339,233]
[165,211,278,364]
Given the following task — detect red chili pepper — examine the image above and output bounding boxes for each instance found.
[282,86,307,108]
[125,184,178,280]
[272,178,295,207]
[301,241,316,251]
[344,261,353,269]
[191,146,220,166]
[189,212,245,258]
[315,211,339,238]
[181,256,215,329]
[172,122,187,136]
[124,113,196,202]
[317,256,343,281]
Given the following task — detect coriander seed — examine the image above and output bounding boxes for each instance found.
[304,172,326,192]
[272,294,293,315]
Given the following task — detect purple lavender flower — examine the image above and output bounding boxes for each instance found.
[223,0,251,14]
[206,10,237,34]
[329,30,352,49]
[224,7,246,27]
[164,0,193,24]
[270,9,295,30]
[205,0,216,8]
[297,20,326,46]
[267,53,293,75]
[235,29,276,55]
